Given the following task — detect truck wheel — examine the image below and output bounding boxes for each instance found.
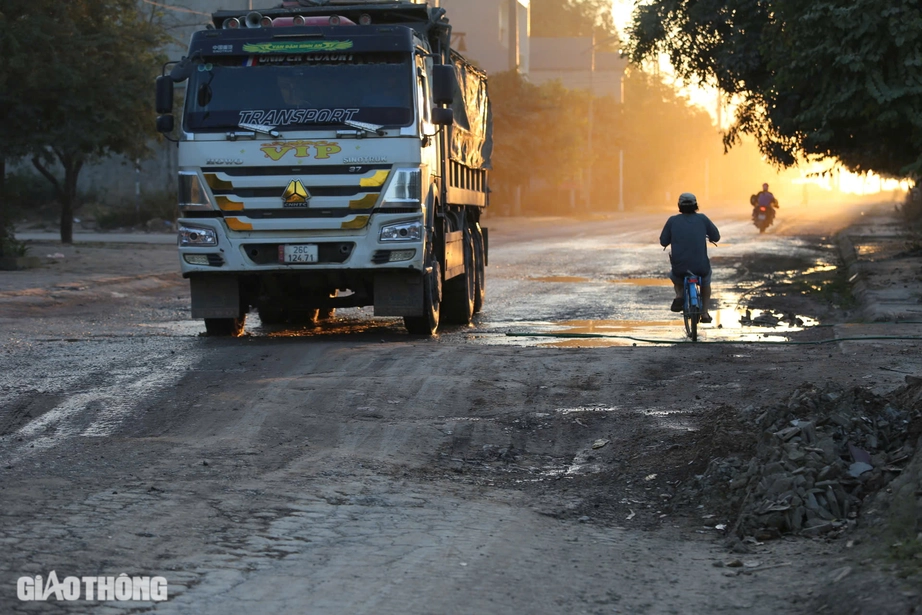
[442,230,475,325]
[204,315,246,337]
[404,260,441,335]
[257,306,287,325]
[472,223,485,314]
[316,307,336,321]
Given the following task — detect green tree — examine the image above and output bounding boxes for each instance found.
[627,0,922,177]
[489,70,589,210]
[0,0,167,244]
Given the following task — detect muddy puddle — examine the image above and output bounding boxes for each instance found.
[482,304,819,347]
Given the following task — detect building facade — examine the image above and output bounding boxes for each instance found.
[437,0,529,75]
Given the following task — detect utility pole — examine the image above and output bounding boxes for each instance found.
[508,0,519,72]
[586,35,595,211]
[584,35,622,212]
[619,75,625,212]
[705,158,710,201]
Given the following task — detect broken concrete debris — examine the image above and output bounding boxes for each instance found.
[678,382,920,538]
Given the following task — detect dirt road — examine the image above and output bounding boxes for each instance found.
[1,204,920,614]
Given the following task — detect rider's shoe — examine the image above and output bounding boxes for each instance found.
[670,297,684,312]
[700,313,713,324]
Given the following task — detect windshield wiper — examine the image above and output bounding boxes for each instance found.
[343,119,386,136]
[237,122,281,138]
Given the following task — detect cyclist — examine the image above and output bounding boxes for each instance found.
[659,193,720,323]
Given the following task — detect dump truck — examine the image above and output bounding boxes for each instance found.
[155,0,492,335]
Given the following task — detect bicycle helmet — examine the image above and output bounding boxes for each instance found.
[678,192,698,213]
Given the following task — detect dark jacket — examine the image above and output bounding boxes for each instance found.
[660,213,720,277]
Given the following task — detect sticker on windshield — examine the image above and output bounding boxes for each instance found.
[242,40,354,54]
[239,109,359,126]
[260,141,342,161]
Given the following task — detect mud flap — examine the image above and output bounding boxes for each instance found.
[443,230,465,280]
[190,275,241,319]
[374,271,423,316]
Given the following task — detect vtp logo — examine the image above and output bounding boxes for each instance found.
[17,571,168,602]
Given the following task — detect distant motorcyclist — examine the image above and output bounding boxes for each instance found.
[660,193,720,323]
[751,183,779,215]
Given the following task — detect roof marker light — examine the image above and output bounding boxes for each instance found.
[328,15,341,25]
[358,13,372,25]
[223,17,240,29]
[259,16,273,27]
[292,15,305,25]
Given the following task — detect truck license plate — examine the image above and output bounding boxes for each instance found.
[280,244,319,263]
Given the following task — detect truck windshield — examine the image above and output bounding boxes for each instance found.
[184,57,414,132]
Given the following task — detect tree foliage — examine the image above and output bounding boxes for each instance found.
[489,66,782,212]
[488,70,589,205]
[0,0,167,242]
[627,0,922,177]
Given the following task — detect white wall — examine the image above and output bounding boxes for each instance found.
[439,0,529,75]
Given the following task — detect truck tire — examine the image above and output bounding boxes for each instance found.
[442,229,475,325]
[472,223,486,314]
[292,307,336,325]
[257,306,287,325]
[204,315,246,337]
[404,260,441,335]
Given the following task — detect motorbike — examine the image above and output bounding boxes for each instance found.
[750,195,777,233]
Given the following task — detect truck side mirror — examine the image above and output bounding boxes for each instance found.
[431,64,456,106]
[156,115,175,134]
[431,107,453,126]
[156,76,174,114]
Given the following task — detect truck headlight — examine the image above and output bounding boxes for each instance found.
[178,172,214,211]
[178,224,218,246]
[381,168,421,204]
[380,220,422,242]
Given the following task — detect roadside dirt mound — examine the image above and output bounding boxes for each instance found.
[673,381,922,541]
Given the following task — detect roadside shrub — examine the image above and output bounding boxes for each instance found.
[902,186,922,227]
[3,170,57,218]
[0,225,28,258]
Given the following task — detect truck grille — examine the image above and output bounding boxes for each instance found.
[243,242,354,265]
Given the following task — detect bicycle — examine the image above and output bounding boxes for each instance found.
[682,272,703,342]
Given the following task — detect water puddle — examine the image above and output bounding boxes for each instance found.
[608,278,673,287]
[857,244,883,257]
[528,276,593,283]
[712,307,818,330]
[799,264,837,275]
[489,305,819,347]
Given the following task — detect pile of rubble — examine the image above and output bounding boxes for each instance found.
[681,381,922,539]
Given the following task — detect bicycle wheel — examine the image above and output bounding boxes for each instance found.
[684,279,700,342]
[689,306,698,341]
